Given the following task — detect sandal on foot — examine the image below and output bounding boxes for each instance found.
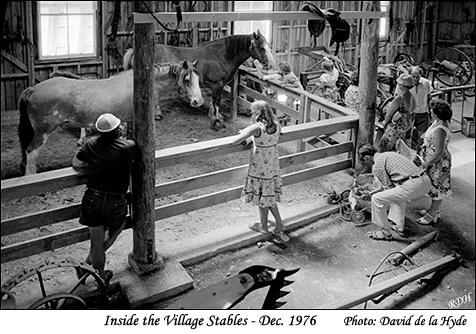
[416,209,441,220]
[416,213,437,225]
[248,222,269,234]
[390,225,406,238]
[368,230,393,241]
[273,231,290,242]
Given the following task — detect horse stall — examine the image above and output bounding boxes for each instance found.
[1,1,475,311]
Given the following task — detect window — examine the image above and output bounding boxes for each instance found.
[38,1,97,60]
[233,1,272,41]
[379,1,390,38]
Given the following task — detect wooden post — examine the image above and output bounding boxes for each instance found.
[356,1,380,171]
[129,1,164,275]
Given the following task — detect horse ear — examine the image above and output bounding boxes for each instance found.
[182,60,189,69]
[253,31,258,39]
[192,58,199,67]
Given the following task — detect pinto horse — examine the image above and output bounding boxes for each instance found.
[124,30,275,131]
[18,60,203,175]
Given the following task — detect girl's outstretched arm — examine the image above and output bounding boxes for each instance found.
[229,123,260,145]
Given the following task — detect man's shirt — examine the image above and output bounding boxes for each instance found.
[411,77,433,114]
[372,152,422,188]
[75,136,136,194]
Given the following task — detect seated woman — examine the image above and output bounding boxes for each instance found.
[315,59,339,103]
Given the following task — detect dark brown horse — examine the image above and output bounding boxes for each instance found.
[18,60,203,175]
[124,30,275,131]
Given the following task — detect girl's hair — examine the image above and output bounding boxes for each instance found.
[278,61,292,74]
[322,60,334,72]
[250,100,278,133]
[430,99,453,121]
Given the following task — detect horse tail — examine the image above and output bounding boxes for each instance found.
[123,48,134,70]
[18,87,35,174]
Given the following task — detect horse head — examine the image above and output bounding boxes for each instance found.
[249,30,275,70]
[172,59,204,108]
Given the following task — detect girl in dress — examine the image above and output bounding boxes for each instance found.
[416,99,453,225]
[230,100,289,241]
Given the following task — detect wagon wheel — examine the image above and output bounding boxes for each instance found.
[393,52,416,68]
[351,211,366,225]
[1,260,107,309]
[28,292,88,310]
[344,63,358,73]
[433,48,473,87]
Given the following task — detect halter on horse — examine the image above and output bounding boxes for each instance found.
[124,30,275,131]
[18,60,203,175]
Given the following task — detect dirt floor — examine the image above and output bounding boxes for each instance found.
[1,94,475,310]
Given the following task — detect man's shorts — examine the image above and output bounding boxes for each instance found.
[79,188,128,231]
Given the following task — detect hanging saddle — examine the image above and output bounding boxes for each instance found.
[301,4,351,56]
[323,8,350,56]
[301,2,326,47]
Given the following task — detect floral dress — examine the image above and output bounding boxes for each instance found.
[241,122,282,207]
[420,121,452,200]
[378,95,415,152]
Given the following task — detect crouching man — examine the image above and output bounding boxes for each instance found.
[357,143,431,241]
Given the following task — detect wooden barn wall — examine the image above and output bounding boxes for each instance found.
[1,1,475,116]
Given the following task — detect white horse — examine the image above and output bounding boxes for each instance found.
[18,60,203,175]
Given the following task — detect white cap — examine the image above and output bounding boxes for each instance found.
[95,113,121,132]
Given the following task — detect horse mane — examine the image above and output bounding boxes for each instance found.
[223,34,253,61]
[202,34,253,62]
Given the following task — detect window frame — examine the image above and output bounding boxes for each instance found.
[37,1,98,61]
[379,1,390,39]
[232,1,273,42]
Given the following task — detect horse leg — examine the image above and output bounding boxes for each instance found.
[154,104,163,120]
[154,90,163,120]
[24,132,52,175]
[208,88,226,131]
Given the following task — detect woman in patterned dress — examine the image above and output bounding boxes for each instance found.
[377,73,417,152]
[416,99,453,225]
[230,100,288,241]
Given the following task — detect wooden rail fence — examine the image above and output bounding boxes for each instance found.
[1,71,359,264]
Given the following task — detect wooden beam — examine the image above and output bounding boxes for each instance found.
[130,0,162,274]
[1,205,80,236]
[156,159,352,220]
[356,1,380,172]
[133,11,387,25]
[322,254,460,309]
[155,142,353,198]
